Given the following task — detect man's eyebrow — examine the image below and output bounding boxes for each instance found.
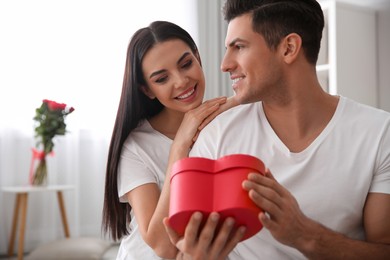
[149,52,191,79]
[227,38,247,48]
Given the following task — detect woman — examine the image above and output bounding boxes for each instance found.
[102,21,236,259]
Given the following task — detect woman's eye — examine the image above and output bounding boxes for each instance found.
[182,59,193,68]
[155,76,168,83]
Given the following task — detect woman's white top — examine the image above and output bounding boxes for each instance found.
[116,120,172,260]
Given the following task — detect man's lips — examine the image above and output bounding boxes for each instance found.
[232,77,244,85]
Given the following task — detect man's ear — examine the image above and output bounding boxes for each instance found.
[281,33,302,64]
[140,85,156,99]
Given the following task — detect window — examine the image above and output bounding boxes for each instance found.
[0,0,198,136]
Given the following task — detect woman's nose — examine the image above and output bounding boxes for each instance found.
[173,73,189,88]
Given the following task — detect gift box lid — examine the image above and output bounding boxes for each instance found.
[171,154,265,179]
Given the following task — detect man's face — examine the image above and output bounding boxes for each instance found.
[221,13,284,104]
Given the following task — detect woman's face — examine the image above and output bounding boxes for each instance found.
[141,39,205,114]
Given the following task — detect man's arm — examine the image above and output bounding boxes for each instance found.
[242,170,390,259]
[165,169,390,259]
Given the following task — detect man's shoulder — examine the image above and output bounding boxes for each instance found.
[197,102,258,136]
[196,102,259,140]
[342,97,390,122]
[215,102,258,121]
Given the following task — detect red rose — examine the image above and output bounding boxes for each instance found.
[35,99,75,154]
[43,99,67,111]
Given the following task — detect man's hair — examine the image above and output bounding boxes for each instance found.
[223,0,324,64]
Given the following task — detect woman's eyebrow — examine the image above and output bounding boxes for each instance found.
[149,52,191,79]
[177,52,191,64]
[149,69,165,79]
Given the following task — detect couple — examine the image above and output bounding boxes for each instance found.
[103,0,390,259]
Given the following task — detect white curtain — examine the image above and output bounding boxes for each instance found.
[197,0,232,100]
[0,0,197,254]
[0,128,109,253]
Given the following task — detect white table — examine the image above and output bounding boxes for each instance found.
[2,185,74,260]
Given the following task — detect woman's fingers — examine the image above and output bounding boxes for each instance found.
[181,97,225,132]
[198,96,238,130]
[163,217,181,245]
[194,97,227,120]
[192,130,200,143]
[179,96,231,145]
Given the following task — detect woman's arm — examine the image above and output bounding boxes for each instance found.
[127,97,238,259]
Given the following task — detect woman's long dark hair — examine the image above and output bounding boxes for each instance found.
[102,21,199,241]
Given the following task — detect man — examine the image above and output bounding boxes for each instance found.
[164,0,390,259]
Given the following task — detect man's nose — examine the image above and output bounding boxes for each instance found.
[221,52,232,72]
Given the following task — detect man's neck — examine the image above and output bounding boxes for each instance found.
[262,91,339,153]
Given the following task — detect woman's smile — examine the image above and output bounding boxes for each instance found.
[176,85,197,101]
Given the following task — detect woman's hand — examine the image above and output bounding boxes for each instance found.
[174,96,239,150]
[198,96,239,131]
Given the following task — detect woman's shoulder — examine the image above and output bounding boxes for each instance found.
[123,119,171,151]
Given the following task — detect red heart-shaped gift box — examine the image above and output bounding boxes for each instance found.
[169,154,265,241]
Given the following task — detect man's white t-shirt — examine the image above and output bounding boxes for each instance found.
[116,120,172,260]
[190,96,390,259]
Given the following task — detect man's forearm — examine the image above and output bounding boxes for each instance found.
[298,221,390,260]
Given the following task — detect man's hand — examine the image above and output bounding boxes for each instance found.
[163,212,246,260]
[242,168,310,248]
[242,169,390,259]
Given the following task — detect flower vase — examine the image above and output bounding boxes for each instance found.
[32,156,48,185]
[30,148,48,186]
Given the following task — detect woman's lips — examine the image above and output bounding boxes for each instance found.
[176,85,196,100]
